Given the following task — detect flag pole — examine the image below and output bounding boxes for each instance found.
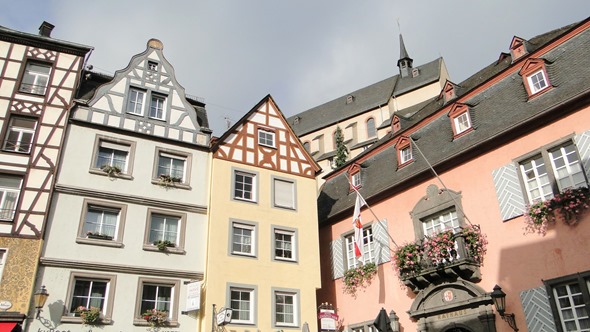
[346,177,399,248]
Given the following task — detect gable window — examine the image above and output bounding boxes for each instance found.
[3,116,37,153]
[273,289,299,327]
[345,226,375,269]
[273,177,296,210]
[545,271,590,332]
[273,227,296,262]
[127,88,145,115]
[135,278,179,327]
[19,61,51,95]
[149,93,166,120]
[230,221,256,257]
[144,209,186,253]
[147,60,158,71]
[233,170,257,202]
[62,272,116,324]
[367,118,376,138]
[519,141,586,203]
[229,286,256,325]
[0,175,22,221]
[258,129,275,148]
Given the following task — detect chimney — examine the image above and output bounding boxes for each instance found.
[39,21,55,37]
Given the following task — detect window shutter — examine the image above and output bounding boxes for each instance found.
[520,287,557,332]
[492,163,526,221]
[330,238,344,280]
[574,129,590,183]
[274,179,295,208]
[371,219,391,265]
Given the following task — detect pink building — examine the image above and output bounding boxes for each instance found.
[317,18,590,332]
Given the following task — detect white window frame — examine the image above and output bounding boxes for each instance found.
[19,61,51,95]
[273,177,296,210]
[519,141,587,203]
[230,222,256,257]
[453,112,472,135]
[258,129,275,148]
[157,152,186,183]
[273,227,296,262]
[400,146,412,164]
[77,199,127,248]
[134,278,180,327]
[228,286,256,325]
[545,272,590,332]
[422,209,461,236]
[149,214,180,246]
[95,141,130,173]
[273,289,299,327]
[345,226,375,269]
[0,175,22,221]
[233,170,257,202]
[62,272,116,324]
[149,93,166,120]
[83,205,120,240]
[352,172,361,188]
[527,69,549,94]
[127,88,146,115]
[3,116,37,153]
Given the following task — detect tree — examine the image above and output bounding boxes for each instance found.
[334,126,348,168]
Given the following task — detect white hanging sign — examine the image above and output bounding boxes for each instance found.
[185,281,201,312]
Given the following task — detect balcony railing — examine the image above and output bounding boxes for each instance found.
[393,226,487,292]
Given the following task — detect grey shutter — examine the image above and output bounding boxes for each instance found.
[574,130,590,182]
[520,287,557,332]
[371,219,391,265]
[492,163,526,221]
[330,238,344,279]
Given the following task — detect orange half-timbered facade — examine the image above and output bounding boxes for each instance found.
[0,22,91,329]
[202,95,322,331]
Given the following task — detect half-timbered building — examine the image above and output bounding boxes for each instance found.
[202,95,322,331]
[0,22,91,331]
[29,38,211,331]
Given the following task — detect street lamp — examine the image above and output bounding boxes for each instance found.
[490,284,518,331]
[33,285,49,319]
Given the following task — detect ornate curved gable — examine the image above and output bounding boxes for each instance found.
[214,95,320,178]
[72,39,209,146]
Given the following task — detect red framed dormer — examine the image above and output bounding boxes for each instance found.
[396,136,413,168]
[441,80,458,104]
[448,103,474,139]
[348,163,362,191]
[510,36,528,62]
[391,115,401,134]
[519,58,552,98]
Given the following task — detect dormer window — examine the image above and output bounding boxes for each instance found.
[391,115,401,133]
[397,137,413,167]
[449,103,473,138]
[509,36,528,62]
[352,172,361,188]
[348,164,362,190]
[519,58,551,97]
[441,81,458,104]
[346,95,354,104]
[258,128,275,148]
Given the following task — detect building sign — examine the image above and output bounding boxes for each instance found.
[442,290,454,302]
[185,281,201,312]
[319,309,338,330]
[0,300,12,311]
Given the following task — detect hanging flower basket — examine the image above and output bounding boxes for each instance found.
[524,187,590,235]
[75,306,101,325]
[142,308,168,326]
[393,242,423,277]
[460,225,488,265]
[342,262,377,296]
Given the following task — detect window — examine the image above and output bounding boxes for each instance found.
[147,60,158,71]
[453,112,472,135]
[149,93,166,120]
[367,118,376,138]
[19,61,51,95]
[519,141,586,203]
[135,278,179,326]
[0,175,22,221]
[157,153,186,182]
[228,286,256,325]
[233,170,257,202]
[62,272,116,323]
[345,227,375,269]
[273,290,299,327]
[144,209,186,253]
[303,142,310,152]
[352,172,361,188]
[400,146,412,164]
[94,139,132,175]
[273,177,296,209]
[3,117,37,153]
[149,214,179,245]
[545,271,590,332]
[231,222,256,257]
[126,88,145,115]
[527,70,548,94]
[0,249,7,285]
[422,209,461,236]
[77,200,126,247]
[273,227,296,262]
[258,129,275,148]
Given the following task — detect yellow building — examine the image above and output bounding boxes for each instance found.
[202,95,321,331]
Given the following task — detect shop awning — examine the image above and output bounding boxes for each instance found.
[0,322,17,332]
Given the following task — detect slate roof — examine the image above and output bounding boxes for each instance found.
[75,70,210,129]
[287,58,444,136]
[0,24,92,56]
[318,18,590,225]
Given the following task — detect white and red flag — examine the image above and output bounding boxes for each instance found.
[352,193,366,261]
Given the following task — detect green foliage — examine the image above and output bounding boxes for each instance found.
[334,126,348,168]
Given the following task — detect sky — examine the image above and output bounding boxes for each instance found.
[1,1,588,136]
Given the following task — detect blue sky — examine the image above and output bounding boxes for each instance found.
[1,1,588,136]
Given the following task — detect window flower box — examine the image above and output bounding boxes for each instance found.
[158,174,182,187]
[343,262,377,296]
[524,187,590,235]
[75,306,101,325]
[100,165,122,176]
[142,308,168,326]
[153,240,175,251]
[86,232,113,240]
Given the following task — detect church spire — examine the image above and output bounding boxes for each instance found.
[397,34,413,78]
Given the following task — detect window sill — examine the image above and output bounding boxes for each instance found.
[397,160,414,169]
[274,258,297,263]
[232,197,258,204]
[452,127,474,140]
[148,116,166,122]
[143,245,186,255]
[150,179,191,190]
[273,204,296,211]
[133,319,178,327]
[89,169,133,180]
[259,143,277,149]
[231,252,257,259]
[61,316,113,325]
[527,85,553,99]
[76,237,124,248]
[1,149,32,155]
